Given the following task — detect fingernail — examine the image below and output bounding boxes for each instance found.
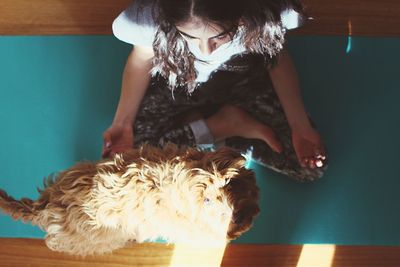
[316,159,323,167]
[105,142,111,148]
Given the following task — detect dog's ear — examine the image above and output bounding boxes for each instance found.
[182,147,207,162]
[203,147,246,171]
[202,147,247,184]
[224,168,260,240]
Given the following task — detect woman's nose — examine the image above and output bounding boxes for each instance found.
[199,40,217,55]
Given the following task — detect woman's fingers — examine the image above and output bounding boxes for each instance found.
[299,148,327,169]
[102,145,130,159]
[314,147,327,159]
[300,158,308,168]
[314,146,328,167]
[102,124,135,158]
[102,146,112,158]
[102,130,113,158]
[102,130,113,149]
[308,159,316,169]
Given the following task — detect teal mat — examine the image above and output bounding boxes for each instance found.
[0,35,399,245]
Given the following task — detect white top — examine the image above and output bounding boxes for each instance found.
[112,0,302,83]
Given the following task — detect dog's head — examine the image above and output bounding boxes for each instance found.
[128,144,260,243]
[180,146,260,242]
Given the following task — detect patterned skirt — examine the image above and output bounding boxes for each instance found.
[133,53,327,182]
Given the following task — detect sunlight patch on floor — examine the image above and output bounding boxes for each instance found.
[296,244,336,267]
[169,243,227,267]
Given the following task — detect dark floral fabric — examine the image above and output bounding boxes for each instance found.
[133,53,327,182]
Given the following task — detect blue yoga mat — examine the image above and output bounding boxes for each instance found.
[0,35,399,245]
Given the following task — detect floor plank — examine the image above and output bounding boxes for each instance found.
[0,238,399,266]
[0,0,400,36]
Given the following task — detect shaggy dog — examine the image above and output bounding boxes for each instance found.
[0,144,259,256]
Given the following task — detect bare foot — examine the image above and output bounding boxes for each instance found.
[205,105,283,153]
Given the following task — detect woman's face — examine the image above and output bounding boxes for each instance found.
[175,19,234,55]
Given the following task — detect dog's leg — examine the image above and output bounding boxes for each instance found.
[45,228,131,256]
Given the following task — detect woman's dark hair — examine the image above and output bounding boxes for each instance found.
[151,0,305,93]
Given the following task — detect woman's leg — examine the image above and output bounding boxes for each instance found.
[225,85,327,183]
[201,103,326,183]
[133,78,213,148]
[196,55,327,182]
[134,61,327,182]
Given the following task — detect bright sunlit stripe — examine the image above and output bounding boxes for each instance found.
[346,20,353,53]
[242,146,254,169]
[296,244,336,267]
[346,37,352,53]
[169,243,227,267]
[245,158,253,169]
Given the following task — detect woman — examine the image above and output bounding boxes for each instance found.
[102,0,328,182]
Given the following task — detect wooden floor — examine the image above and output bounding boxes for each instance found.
[0,238,399,267]
[1,0,400,36]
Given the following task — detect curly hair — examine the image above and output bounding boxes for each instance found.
[151,19,198,94]
[151,0,305,94]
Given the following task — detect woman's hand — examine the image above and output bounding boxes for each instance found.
[102,124,134,158]
[291,127,327,169]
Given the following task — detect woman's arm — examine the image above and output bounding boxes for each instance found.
[268,47,327,168]
[102,45,154,157]
[112,45,154,126]
[268,47,311,132]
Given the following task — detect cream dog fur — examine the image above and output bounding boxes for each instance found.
[0,144,259,256]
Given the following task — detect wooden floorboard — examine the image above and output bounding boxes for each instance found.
[0,0,400,36]
[296,0,400,36]
[0,238,399,266]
